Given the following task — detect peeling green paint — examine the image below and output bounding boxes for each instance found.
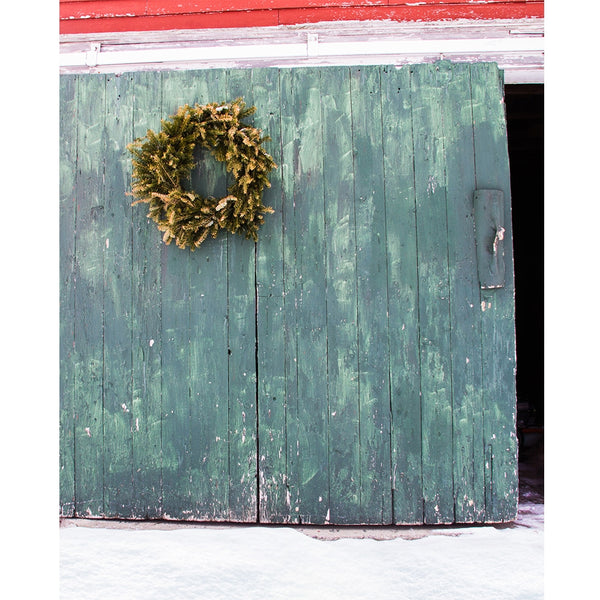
[60,62,517,525]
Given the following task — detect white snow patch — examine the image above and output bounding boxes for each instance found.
[60,503,543,599]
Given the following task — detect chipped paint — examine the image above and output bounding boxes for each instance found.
[61,62,517,524]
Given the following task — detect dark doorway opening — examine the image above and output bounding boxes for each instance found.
[504,83,544,500]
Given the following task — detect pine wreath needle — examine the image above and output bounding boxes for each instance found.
[128,99,276,250]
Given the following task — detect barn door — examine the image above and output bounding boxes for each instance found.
[60,63,517,525]
[254,63,517,525]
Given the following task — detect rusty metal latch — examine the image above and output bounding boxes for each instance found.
[474,189,505,289]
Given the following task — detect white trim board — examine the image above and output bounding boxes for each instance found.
[59,18,544,83]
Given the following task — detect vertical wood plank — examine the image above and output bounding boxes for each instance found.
[438,62,486,523]
[59,74,78,517]
[73,74,106,517]
[470,63,518,522]
[131,70,163,519]
[350,65,392,524]
[380,65,423,524]
[320,66,361,524]
[102,72,135,517]
[253,67,288,523]
[185,69,231,521]
[159,70,194,520]
[410,63,454,524]
[224,69,259,522]
[279,67,300,522]
[291,67,329,524]
[103,74,133,517]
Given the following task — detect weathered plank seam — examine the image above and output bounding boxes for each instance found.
[468,65,485,523]
[72,74,80,516]
[126,73,137,517]
[276,67,291,522]
[158,71,165,518]
[254,239,260,522]
[347,68,362,515]
[317,67,332,525]
[437,64,456,523]
[379,65,395,525]
[408,65,425,524]
[468,63,488,520]
[226,74,232,521]
[101,73,107,517]
[253,70,260,518]
[128,73,136,517]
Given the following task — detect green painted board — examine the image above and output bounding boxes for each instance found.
[60,62,517,524]
[186,69,231,520]
[321,66,361,525]
[411,63,454,524]
[73,74,106,516]
[102,72,135,518]
[284,67,330,524]
[226,69,259,522]
[351,66,392,524]
[279,67,301,522]
[380,65,423,525]
[253,67,288,523]
[159,70,195,520]
[131,70,163,519]
[470,63,518,522]
[439,63,486,523]
[59,74,78,517]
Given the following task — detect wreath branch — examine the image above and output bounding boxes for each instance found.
[128,98,276,250]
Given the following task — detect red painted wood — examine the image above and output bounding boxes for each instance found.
[278,3,545,25]
[60,0,541,16]
[60,1,544,34]
[60,10,281,33]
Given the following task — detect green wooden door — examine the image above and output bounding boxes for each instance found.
[60,62,517,525]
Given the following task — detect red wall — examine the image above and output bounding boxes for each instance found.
[60,1,544,34]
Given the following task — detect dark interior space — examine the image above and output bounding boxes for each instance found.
[504,83,544,500]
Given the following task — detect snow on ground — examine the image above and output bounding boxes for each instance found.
[60,502,543,600]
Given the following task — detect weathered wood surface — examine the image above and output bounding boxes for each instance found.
[60,63,517,524]
[471,63,518,522]
[131,70,163,519]
[59,74,78,517]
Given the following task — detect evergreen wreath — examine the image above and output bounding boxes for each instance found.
[128,98,276,249]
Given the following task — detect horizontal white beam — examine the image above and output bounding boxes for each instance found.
[60,18,544,83]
